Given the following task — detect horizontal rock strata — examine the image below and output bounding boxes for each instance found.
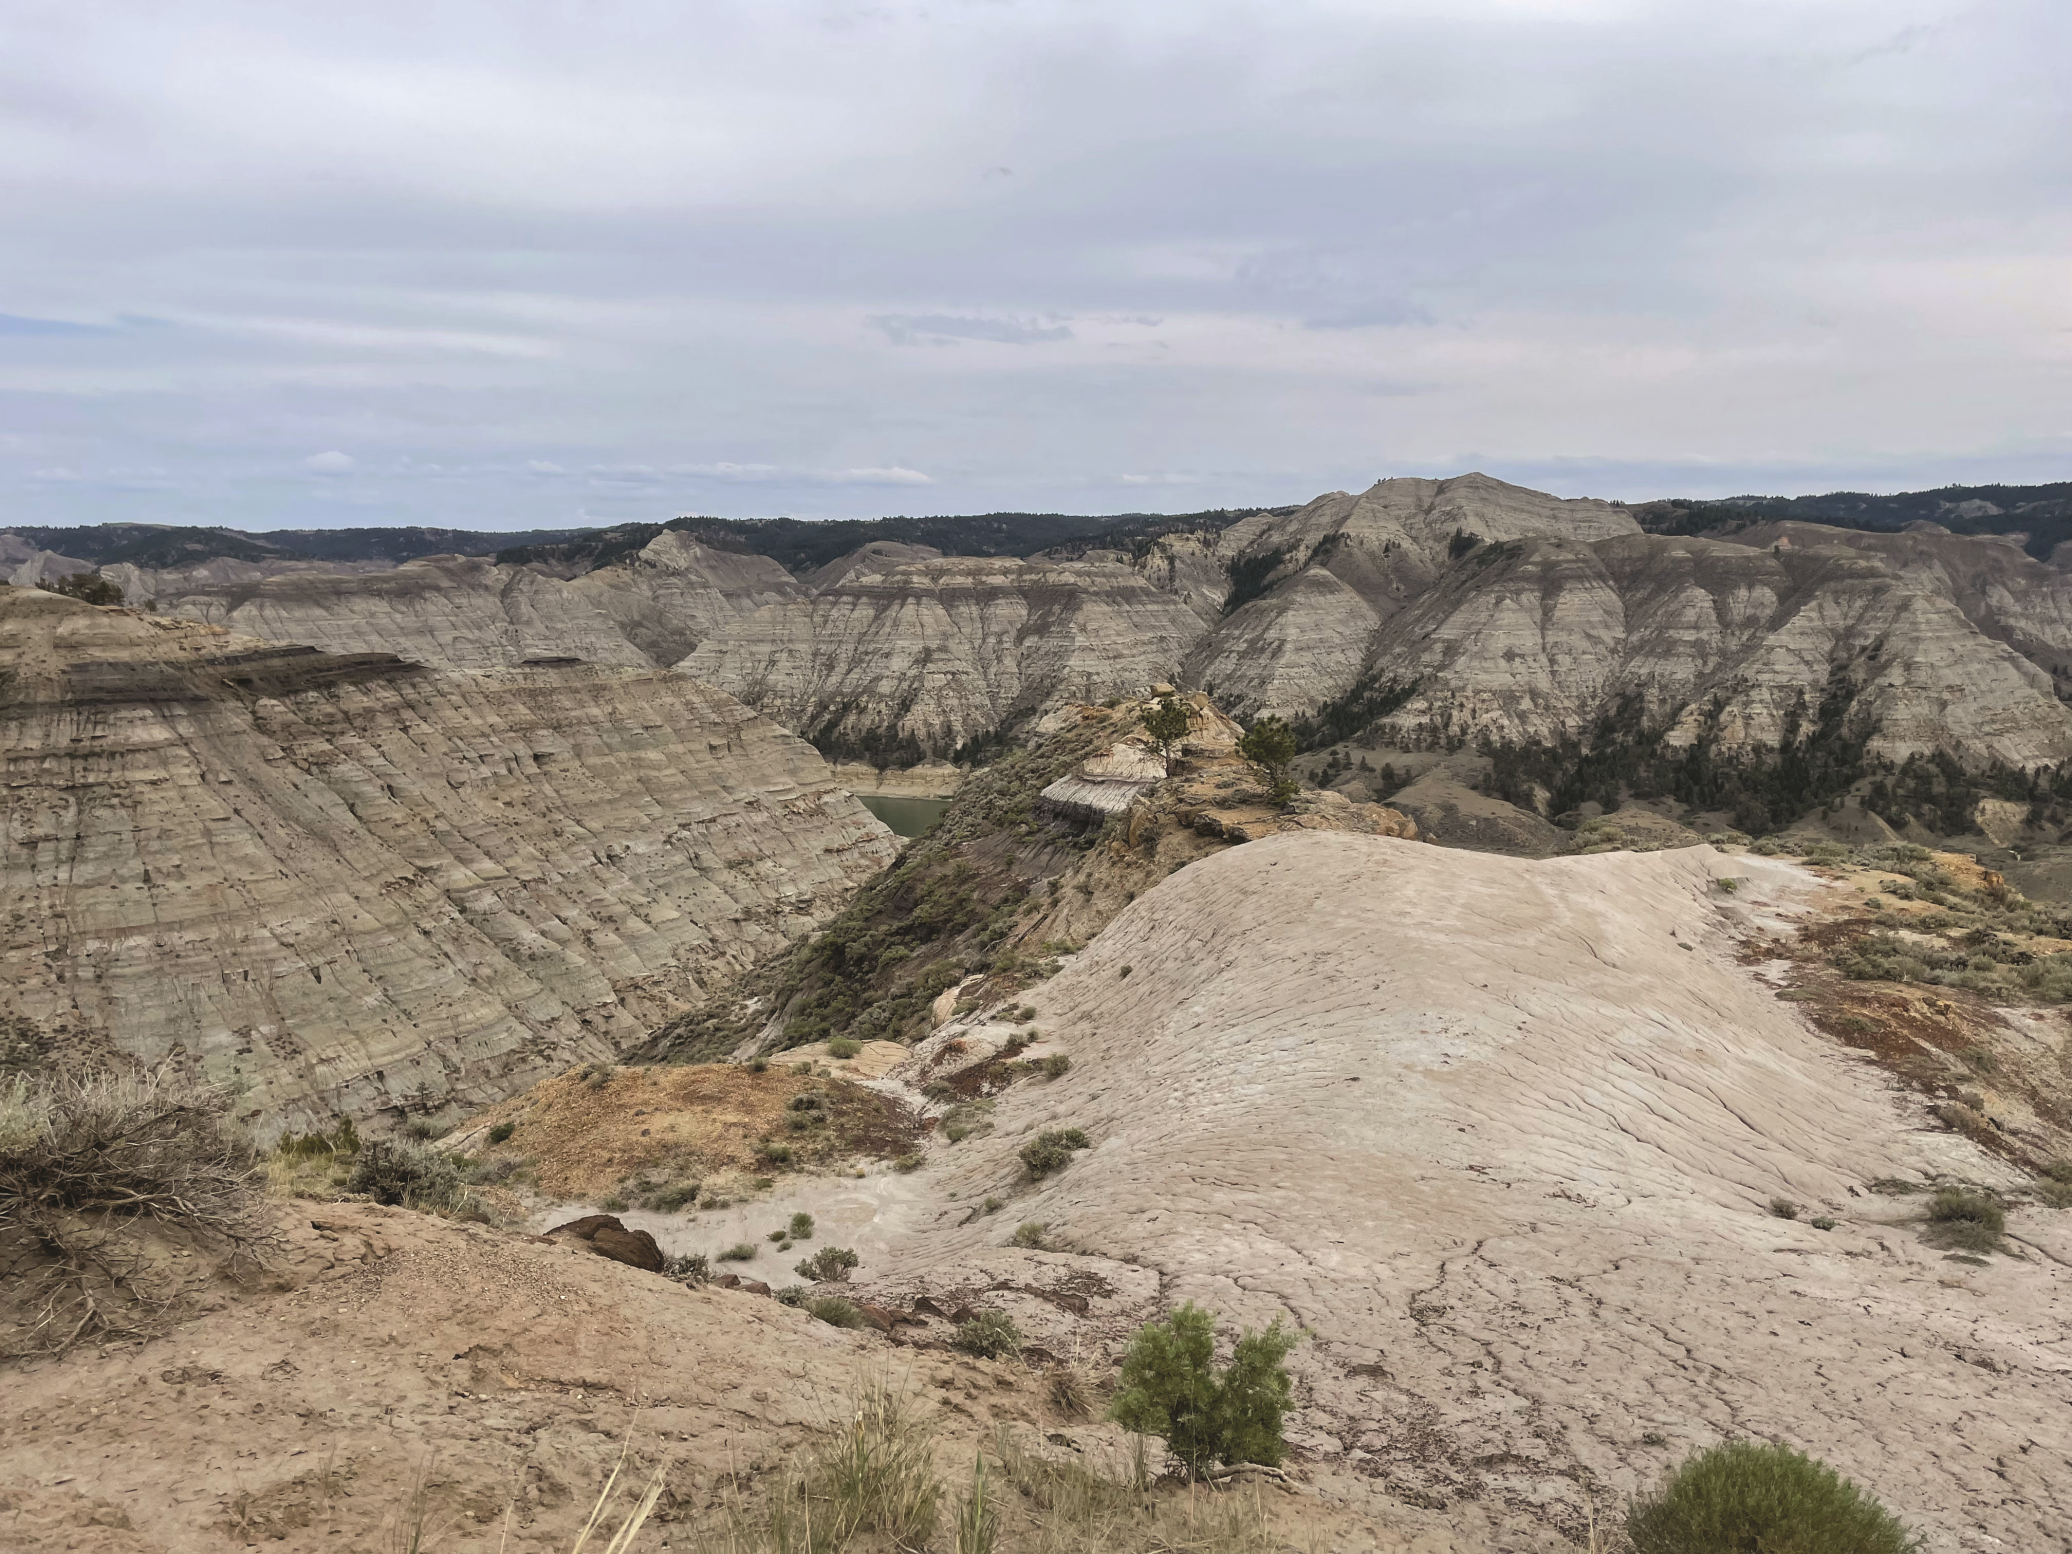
[0,588,894,1129]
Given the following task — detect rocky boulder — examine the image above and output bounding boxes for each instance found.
[541,1214,664,1273]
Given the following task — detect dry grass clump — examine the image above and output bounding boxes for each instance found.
[686,1382,1291,1554]
[0,1069,268,1355]
[1924,1187,2005,1252]
[691,1378,942,1553]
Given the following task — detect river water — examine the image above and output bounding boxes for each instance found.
[854,793,951,838]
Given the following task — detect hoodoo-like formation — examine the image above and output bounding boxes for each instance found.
[0,587,895,1129]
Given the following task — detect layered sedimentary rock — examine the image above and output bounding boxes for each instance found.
[93,531,806,673]
[680,556,1207,756]
[0,587,894,1128]
[1355,532,2072,764]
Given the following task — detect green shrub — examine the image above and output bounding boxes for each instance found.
[806,1296,868,1329]
[401,1116,449,1141]
[748,1057,769,1073]
[582,1063,613,1090]
[719,1242,758,1261]
[1019,1127,1091,1179]
[952,1309,1023,1359]
[347,1139,477,1217]
[775,1284,806,1306]
[38,571,124,606]
[1625,1440,1921,1554]
[762,1141,795,1166]
[1767,1197,1799,1220]
[648,1181,699,1212]
[1010,1220,1047,1249]
[894,1151,924,1172]
[1109,1301,1299,1480]
[789,1211,816,1239]
[600,1194,629,1212]
[1040,1054,1072,1079]
[1926,1188,2004,1251]
[982,1196,1004,1215]
[796,1245,860,1282]
[828,1037,863,1059]
[768,1228,789,1242]
[487,1121,516,1146]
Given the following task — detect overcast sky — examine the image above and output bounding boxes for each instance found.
[1,0,2065,531]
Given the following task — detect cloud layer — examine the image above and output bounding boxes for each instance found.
[0,0,2064,529]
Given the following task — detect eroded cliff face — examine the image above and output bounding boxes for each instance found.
[95,531,806,673]
[678,556,1208,758]
[0,587,894,1130]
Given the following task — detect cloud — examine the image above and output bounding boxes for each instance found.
[302,450,356,474]
[826,466,931,486]
[0,1,2059,528]
[869,314,1074,346]
[0,314,112,337]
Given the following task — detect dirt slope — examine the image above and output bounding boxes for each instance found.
[880,835,2072,1550]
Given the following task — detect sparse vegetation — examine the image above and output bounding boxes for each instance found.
[1109,1301,1299,1481]
[789,1211,815,1240]
[1237,715,1300,806]
[1047,1366,1094,1419]
[827,1037,863,1059]
[1767,1197,1800,1220]
[895,1151,925,1172]
[1019,1127,1091,1179]
[806,1295,868,1329]
[487,1121,516,1145]
[719,1242,759,1261]
[664,1252,710,1284]
[347,1139,483,1220]
[1010,1220,1047,1249]
[648,1181,700,1212]
[1625,1440,1921,1554]
[37,570,124,606]
[1039,1054,1072,1079]
[796,1245,860,1282]
[0,1070,267,1354]
[1925,1187,2004,1251]
[1141,696,1193,775]
[952,1308,1024,1359]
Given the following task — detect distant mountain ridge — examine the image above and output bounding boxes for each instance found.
[1639,482,2072,560]
[4,521,592,569]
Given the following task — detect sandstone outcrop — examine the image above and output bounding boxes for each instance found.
[0,587,895,1129]
[541,1213,665,1272]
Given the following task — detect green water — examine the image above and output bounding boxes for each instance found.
[855,793,952,838]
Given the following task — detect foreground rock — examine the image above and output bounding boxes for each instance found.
[0,588,894,1129]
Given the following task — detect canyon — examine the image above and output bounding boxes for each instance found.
[0,585,893,1131]
[15,473,2070,774]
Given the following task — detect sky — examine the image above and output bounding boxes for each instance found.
[1,0,2066,532]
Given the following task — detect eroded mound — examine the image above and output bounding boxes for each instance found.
[885,833,2072,1547]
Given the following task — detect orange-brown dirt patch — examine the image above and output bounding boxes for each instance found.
[457,1064,922,1198]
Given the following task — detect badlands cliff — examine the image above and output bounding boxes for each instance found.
[0,586,894,1130]
[11,831,2066,1552]
[13,471,2072,782]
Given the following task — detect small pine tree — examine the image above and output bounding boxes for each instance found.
[1141,695,1192,775]
[1109,1301,1299,1480]
[1237,716,1300,807]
